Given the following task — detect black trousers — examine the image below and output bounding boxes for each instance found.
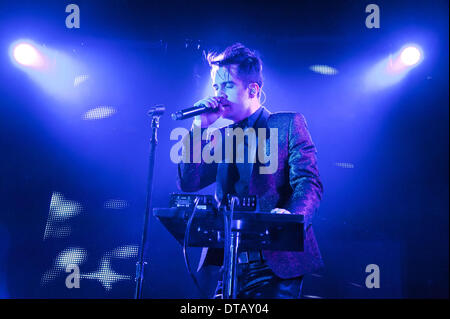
[213,260,304,299]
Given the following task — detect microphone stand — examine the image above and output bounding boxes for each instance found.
[135,105,165,299]
[222,196,240,299]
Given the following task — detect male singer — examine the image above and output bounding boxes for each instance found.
[177,43,323,299]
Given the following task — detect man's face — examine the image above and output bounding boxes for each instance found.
[211,65,250,121]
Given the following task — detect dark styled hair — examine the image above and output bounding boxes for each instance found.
[207,43,263,91]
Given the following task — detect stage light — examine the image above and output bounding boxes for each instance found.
[44,192,83,240]
[104,199,129,210]
[83,106,116,120]
[74,74,90,87]
[389,44,424,73]
[111,245,139,259]
[365,43,424,90]
[310,64,338,75]
[81,257,131,290]
[335,162,355,169]
[400,46,422,66]
[13,42,45,68]
[10,39,84,100]
[81,246,138,290]
[41,247,87,285]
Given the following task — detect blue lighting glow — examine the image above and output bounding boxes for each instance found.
[81,257,131,291]
[309,64,339,75]
[44,192,83,240]
[73,74,90,87]
[400,45,423,66]
[12,42,46,68]
[104,199,129,210]
[83,106,116,120]
[365,44,424,90]
[80,245,138,290]
[9,39,84,100]
[335,162,355,169]
[41,247,87,285]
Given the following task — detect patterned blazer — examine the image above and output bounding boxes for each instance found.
[178,107,324,278]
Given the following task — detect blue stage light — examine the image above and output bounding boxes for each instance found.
[365,43,424,90]
[111,245,139,259]
[400,46,422,66]
[310,64,338,75]
[104,199,129,210]
[41,247,87,285]
[83,106,116,120]
[74,74,90,87]
[335,162,355,169]
[10,39,84,100]
[13,42,45,68]
[43,192,83,240]
[387,44,424,74]
[10,40,48,70]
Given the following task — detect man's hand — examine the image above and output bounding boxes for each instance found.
[270,208,291,214]
[193,96,226,128]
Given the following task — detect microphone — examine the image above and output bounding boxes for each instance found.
[171,104,215,120]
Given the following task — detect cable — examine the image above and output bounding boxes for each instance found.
[183,197,208,298]
[229,196,239,298]
[221,200,230,299]
[230,196,238,225]
[222,196,239,299]
[259,87,267,106]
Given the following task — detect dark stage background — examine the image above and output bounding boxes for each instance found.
[0,0,448,298]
